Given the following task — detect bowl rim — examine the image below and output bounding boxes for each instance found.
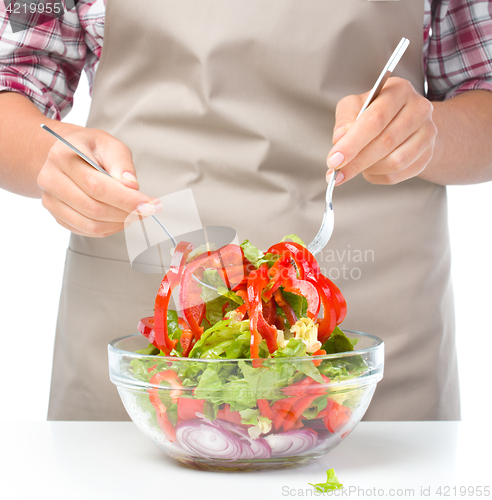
[108,329,384,363]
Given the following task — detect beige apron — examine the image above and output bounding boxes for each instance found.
[48,0,460,421]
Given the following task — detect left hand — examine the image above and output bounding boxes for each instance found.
[326,77,437,186]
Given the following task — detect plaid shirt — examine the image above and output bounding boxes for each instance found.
[1,0,492,120]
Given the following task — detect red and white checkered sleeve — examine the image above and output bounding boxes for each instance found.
[0,4,87,120]
[427,0,492,101]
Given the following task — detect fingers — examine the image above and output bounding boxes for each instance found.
[44,139,151,213]
[331,93,367,146]
[52,214,122,238]
[337,100,435,182]
[39,167,133,223]
[37,127,161,238]
[326,78,436,186]
[89,130,141,190]
[327,78,412,170]
[362,140,434,185]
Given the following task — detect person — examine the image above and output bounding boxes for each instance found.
[1,0,491,421]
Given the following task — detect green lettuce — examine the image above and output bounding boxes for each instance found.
[302,396,328,419]
[274,338,323,383]
[309,469,343,492]
[239,239,278,269]
[188,319,249,359]
[282,291,308,320]
[321,326,358,354]
[199,269,244,325]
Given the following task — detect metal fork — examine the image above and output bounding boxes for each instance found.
[307,37,410,256]
[40,124,178,248]
[40,125,222,292]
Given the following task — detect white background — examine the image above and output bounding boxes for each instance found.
[1,75,491,423]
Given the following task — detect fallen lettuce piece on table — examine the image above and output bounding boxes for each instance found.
[309,468,344,492]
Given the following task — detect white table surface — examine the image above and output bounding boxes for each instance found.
[2,421,490,500]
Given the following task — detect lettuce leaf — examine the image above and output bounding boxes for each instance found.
[240,240,278,269]
[199,269,244,325]
[188,319,248,358]
[274,339,323,383]
[309,469,343,492]
[320,326,356,354]
[240,239,269,268]
[282,291,308,320]
[317,327,368,382]
[302,396,328,419]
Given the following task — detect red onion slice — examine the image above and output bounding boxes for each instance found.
[211,419,272,459]
[176,418,272,460]
[175,420,244,461]
[265,429,318,457]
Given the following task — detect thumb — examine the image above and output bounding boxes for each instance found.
[91,130,141,190]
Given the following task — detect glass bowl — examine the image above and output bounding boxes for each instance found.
[108,330,384,471]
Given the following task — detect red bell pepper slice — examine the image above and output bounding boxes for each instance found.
[270,392,322,431]
[216,404,243,425]
[137,316,156,345]
[318,400,352,434]
[291,418,305,430]
[270,374,333,431]
[179,244,245,341]
[148,370,183,405]
[181,267,207,341]
[267,241,321,278]
[177,397,205,421]
[247,264,278,356]
[154,241,195,354]
[281,375,328,397]
[267,241,347,340]
[156,410,176,441]
[232,288,249,321]
[310,275,338,344]
[275,315,286,331]
[147,370,184,441]
[262,297,277,326]
[264,258,320,319]
[317,274,347,325]
[282,395,319,431]
[257,399,273,420]
[311,349,327,367]
[231,303,249,321]
[271,398,298,431]
[273,289,298,327]
[218,244,246,290]
[280,376,313,396]
[177,317,195,357]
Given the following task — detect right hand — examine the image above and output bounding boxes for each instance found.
[37,126,160,237]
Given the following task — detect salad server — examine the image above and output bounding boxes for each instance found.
[307,37,410,256]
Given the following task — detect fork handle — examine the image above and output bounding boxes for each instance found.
[357,37,409,119]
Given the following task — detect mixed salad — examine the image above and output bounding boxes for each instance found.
[130,235,369,463]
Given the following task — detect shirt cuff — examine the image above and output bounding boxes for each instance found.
[445,79,492,100]
[0,71,64,120]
